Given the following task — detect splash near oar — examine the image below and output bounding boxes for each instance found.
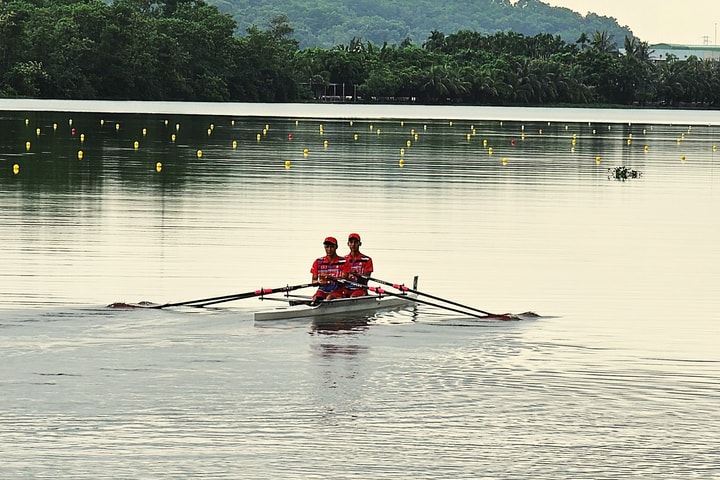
[355,274,515,320]
[108,282,318,309]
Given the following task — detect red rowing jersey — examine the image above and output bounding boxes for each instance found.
[343,252,373,291]
[311,255,346,292]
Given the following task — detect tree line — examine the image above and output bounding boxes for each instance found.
[2,0,719,107]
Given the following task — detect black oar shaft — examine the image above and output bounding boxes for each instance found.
[336,278,490,319]
[360,275,495,316]
[152,282,318,309]
[365,286,489,319]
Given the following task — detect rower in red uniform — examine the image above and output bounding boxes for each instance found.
[310,236,346,305]
[341,233,374,297]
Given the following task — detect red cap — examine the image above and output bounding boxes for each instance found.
[323,236,338,246]
[348,233,361,242]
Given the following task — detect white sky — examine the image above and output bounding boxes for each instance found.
[542,0,719,45]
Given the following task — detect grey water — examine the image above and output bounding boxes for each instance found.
[1,100,719,478]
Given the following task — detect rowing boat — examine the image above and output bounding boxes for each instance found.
[253,276,419,321]
[253,292,416,321]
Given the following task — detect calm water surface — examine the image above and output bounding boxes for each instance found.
[1,101,719,478]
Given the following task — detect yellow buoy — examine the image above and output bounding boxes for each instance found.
[411,128,415,135]
[323,140,329,147]
[353,134,359,141]
[232,140,238,149]
[263,128,268,136]
[231,120,235,126]
[713,145,717,152]
[134,141,139,149]
[424,125,427,131]
[595,156,601,163]
[78,150,84,160]
[164,119,168,126]
[449,121,453,126]
[25,141,31,151]
[414,133,418,141]
[406,140,411,147]
[115,123,120,131]
[36,128,40,136]
[681,155,686,161]
[644,145,649,152]
[156,162,163,172]
[466,134,471,141]
[539,129,543,135]
[483,139,488,147]
[349,120,353,126]
[285,160,291,168]
[100,119,105,126]
[171,134,176,142]
[369,124,373,131]
[13,164,20,174]
[400,148,405,155]
[256,133,261,141]
[210,123,215,131]
[377,129,381,135]
[25,118,29,126]
[488,147,493,155]
[399,159,405,167]
[502,158,508,165]
[175,123,180,131]
[142,128,147,136]
[627,139,632,145]
[53,123,57,131]
[303,148,309,156]
[80,134,85,143]
[196,150,203,158]
[68,119,73,126]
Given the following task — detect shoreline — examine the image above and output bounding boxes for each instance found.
[2,98,719,125]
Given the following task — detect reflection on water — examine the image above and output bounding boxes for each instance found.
[1,103,719,479]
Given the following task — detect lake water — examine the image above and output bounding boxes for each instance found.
[1,100,719,478]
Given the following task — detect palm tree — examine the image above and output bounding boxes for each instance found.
[590,30,618,54]
[576,33,589,50]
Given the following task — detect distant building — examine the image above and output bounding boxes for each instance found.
[649,43,720,61]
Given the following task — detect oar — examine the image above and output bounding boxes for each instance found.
[336,279,494,319]
[148,282,319,309]
[367,286,493,319]
[356,274,511,320]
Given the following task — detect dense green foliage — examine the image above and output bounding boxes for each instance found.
[212,0,631,49]
[2,0,720,106]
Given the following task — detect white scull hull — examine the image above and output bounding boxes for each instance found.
[253,293,415,321]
